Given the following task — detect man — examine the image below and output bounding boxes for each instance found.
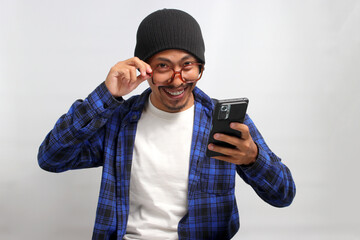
[38,9,296,240]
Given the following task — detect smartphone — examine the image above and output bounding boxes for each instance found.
[206,98,249,157]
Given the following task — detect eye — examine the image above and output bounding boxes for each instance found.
[157,63,169,69]
[183,62,196,70]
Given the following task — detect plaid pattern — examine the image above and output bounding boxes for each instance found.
[38,82,296,239]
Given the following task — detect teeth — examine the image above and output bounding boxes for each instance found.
[165,89,184,96]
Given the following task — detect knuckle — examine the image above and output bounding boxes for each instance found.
[234,158,241,165]
[234,152,242,159]
[132,57,142,65]
[115,61,125,67]
[110,65,118,72]
[237,123,245,130]
[243,125,249,132]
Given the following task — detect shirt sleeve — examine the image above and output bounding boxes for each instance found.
[236,114,296,207]
[37,82,123,173]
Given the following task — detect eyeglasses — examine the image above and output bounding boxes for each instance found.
[150,62,204,86]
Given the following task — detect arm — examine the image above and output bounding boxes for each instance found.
[38,57,153,173]
[208,114,296,207]
[237,115,295,207]
[37,82,123,172]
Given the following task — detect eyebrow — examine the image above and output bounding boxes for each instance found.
[154,55,195,64]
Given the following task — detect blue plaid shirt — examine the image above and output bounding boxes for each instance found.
[38,82,295,239]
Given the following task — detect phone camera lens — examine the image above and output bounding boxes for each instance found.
[218,104,230,120]
[220,105,228,112]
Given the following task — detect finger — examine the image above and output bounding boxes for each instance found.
[213,133,242,148]
[132,68,151,89]
[129,67,137,83]
[136,73,151,82]
[109,64,122,78]
[128,57,151,77]
[230,122,250,139]
[208,143,239,157]
[144,62,153,74]
[121,68,131,83]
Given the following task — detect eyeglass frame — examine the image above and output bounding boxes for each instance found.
[149,62,205,86]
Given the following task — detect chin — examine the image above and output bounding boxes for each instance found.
[159,83,195,112]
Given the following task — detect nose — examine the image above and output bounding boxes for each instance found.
[171,70,183,86]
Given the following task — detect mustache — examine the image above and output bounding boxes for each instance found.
[158,82,194,90]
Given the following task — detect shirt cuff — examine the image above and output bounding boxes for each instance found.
[238,145,269,176]
[86,82,124,116]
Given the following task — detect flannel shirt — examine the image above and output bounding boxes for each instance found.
[38,82,296,240]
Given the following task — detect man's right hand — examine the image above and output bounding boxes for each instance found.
[105,57,152,97]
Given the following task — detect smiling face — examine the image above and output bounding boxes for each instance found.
[147,49,201,113]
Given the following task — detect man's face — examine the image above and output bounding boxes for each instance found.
[147,49,200,113]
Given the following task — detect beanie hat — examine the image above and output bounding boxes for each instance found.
[134,9,205,63]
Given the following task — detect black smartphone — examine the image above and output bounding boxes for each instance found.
[206,98,249,157]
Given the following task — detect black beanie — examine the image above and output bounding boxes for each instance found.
[134,9,205,63]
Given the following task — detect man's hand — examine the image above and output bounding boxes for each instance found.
[208,122,258,165]
[105,57,152,97]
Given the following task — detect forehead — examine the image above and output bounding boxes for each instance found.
[148,49,196,64]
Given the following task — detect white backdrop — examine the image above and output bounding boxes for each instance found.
[1,0,360,239]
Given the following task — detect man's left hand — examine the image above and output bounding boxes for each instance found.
[208,122,258,165]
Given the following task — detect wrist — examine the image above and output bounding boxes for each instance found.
[246,141,258,165]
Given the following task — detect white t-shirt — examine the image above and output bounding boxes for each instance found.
[124,97,194,240]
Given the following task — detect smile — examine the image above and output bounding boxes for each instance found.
[164,89,185,96]
[158,83,194,103]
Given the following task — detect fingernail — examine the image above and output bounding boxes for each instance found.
[208,144,214,150]
[214,133,220,139]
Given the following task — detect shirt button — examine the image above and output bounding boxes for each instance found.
[132,115,137,120]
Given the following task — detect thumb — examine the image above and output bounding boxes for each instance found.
[136,72,152,83]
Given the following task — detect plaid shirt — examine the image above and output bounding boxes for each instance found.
[38,82,295,240]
